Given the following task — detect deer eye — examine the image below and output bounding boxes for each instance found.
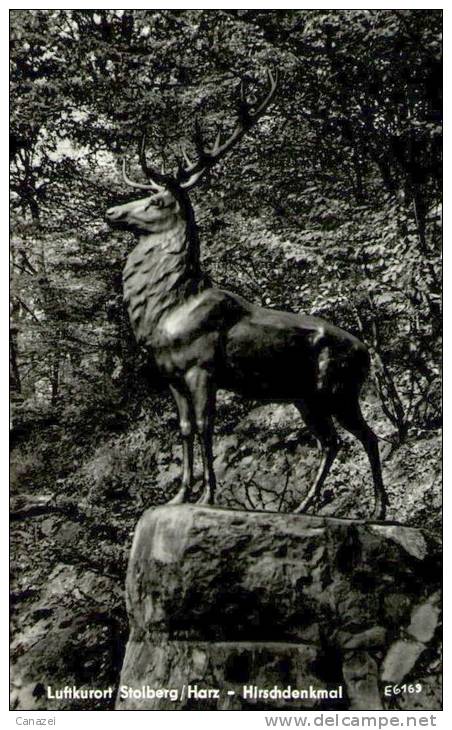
[145,198,163,211]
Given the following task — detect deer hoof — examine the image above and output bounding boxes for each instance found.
[293,502,311,514]
[167,488,189,505]
[196,491,214,506]
[371,505,387,521]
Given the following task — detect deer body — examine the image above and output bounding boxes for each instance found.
[106,70,387,518]
[155,288,369,403]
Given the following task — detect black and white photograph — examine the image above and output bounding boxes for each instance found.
[9,8,442,715]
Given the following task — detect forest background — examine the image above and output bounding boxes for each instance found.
[10,9,442,710]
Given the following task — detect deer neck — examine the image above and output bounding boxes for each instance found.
[123,214,207,344]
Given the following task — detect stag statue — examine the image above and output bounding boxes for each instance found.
[106,70,387,519]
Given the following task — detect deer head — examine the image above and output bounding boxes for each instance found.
[106,69,279,233]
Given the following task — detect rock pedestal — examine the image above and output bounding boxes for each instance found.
[116,505,441,711]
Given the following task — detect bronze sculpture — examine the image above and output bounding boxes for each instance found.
[106,70,387,519]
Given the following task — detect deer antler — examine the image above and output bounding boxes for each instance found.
[121,159,159,191]
[121,70,278,194]
[121,134,168,193]
[177,68,279,190]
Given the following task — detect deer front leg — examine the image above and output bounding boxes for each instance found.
[167,384,195,505]
[185,367,216,506]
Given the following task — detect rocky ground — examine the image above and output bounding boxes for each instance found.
[10,393,442,710]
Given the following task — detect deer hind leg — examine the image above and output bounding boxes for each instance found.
[334,400,387,520]
[294,401,340,514]
[185,367,217,506]
[167,384,195,505]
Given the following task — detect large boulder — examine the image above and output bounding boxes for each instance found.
[117,505,441,711]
